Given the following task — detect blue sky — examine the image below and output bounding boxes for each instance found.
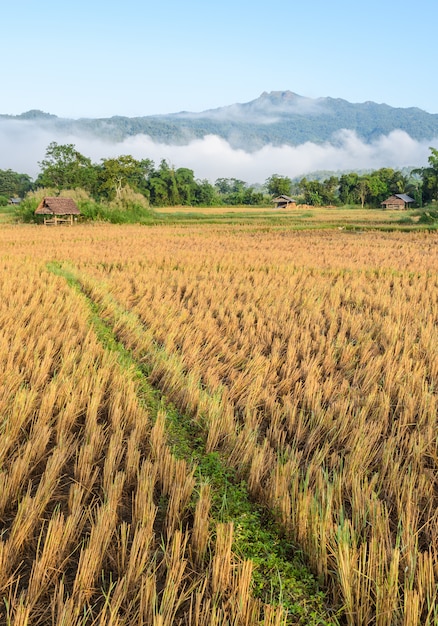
[3,0,438,117]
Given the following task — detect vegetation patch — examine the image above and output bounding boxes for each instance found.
[3,144,438,224]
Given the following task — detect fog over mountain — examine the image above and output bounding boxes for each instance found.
[1,91,437,182]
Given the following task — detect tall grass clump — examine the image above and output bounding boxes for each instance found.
[14,187,155,224]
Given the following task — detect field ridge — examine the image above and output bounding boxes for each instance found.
[46,260,337,625]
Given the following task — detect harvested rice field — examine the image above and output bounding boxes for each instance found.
[1,223,437,625]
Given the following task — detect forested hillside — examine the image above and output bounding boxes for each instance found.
[2,91,438,150]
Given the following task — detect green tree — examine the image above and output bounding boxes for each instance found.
[214,178,248,205]
[36,142,95,191]
[357,176,370,208]
[194,179,218,206]
[0,169,33,198]
[365,174,388,206]
[321,176,339,205]
[428,147,438,187]
[214,178,233,196]
[146,160,180,206]
[265,174,292,197]
[213,178,264,205]
[174,167,198,205]
[97,155,153,200]
[413,147,438,205]
[338,173,359,205]
[299,177,338,206]
[405,173,423,208]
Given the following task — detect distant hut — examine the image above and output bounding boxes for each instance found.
[381,193,414,210]
[272,195,297,209]
[35,197,81,225]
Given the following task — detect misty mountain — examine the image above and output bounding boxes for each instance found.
[2,90,438,157]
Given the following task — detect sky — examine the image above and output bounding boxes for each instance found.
[2,0,438,181]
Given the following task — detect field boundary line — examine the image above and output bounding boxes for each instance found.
[46,260,339,625]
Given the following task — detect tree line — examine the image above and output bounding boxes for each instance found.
[1,142,438,209]
[295,149,438,207]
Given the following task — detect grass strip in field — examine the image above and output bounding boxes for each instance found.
[153,206,430,231]
[47,260,339,626]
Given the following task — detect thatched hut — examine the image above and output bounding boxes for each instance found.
[272,195,297,209]
[35,197,81,225]
[381,194,414,210]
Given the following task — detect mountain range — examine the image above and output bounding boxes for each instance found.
[2,91,438,152]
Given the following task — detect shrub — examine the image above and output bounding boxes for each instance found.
[15,187,155,224]
[418,209,438,224]
[14,190,44,222]
[98,187,154,223]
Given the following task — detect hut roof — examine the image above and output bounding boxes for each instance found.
[381,193,414,206]
[394,193,414,203]
[272,195,296,203]
[35,197,81,215]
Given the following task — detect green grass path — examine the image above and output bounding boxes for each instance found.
[47,261,341,625]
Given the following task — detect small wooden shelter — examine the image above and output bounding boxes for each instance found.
[35,197,80,225]
[381,193,414,210]
[272,195,297,209]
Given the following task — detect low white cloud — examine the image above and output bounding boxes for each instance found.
[172,92,324,124]
[0,119,434,184]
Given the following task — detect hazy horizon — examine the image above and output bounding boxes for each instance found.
[2,89,437,121]
[0,118,433,185]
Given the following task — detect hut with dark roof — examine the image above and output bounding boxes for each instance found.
[35,197,81,225]
[381,193,414,210]
[272,195,297,209]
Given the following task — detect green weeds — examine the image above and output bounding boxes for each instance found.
[47,260,339,626]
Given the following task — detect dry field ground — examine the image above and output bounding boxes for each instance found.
[1,223,438,625]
